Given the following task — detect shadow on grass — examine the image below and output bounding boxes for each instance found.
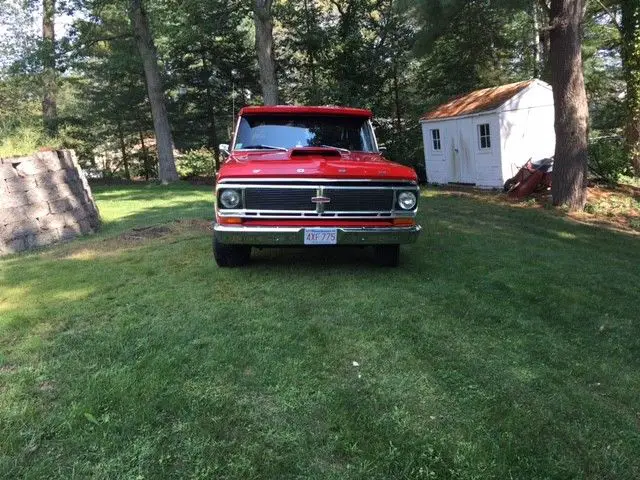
[1,189,639,479]
[90,182,215,237]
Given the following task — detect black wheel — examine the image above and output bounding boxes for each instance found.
[503,178,518,192]
[374,244,400,267]
[213,237,251,267]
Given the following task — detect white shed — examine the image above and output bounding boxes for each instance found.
[419,79,555,188]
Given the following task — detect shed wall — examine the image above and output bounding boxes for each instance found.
[498,105,556,183]
[421,81,556,188]
[421,114,502,187]
[498,81,553,113]
[421,121,449,184]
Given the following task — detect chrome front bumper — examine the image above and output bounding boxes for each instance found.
[213,224,422,246]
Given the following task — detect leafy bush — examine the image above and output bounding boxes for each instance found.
[176,148,215,178]
[0,126,61,158]
[588,136,631,185]
[132,150,158,180]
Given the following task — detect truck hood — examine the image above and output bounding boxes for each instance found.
[218,148,417,182]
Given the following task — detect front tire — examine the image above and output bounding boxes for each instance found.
[374,244,400,267]
[213,237,251,267]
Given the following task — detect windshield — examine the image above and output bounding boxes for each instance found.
[233,115,377,152]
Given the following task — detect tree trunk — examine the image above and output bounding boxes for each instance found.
[128,0,179,183]
[621,0,640,176]
[42,0,57,136]
[303,0,319,103]
[117,119,131,180]
[139,129,150,181]
[201,52,220,173]
[532,0,541,78]
[549,0,589,211]
[392,60,404,159]
[253,0,279,105]
[536,1,552,81]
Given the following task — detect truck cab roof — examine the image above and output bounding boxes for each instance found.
[238,105,373,118]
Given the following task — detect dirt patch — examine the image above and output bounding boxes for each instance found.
[116,220,210,242]
[430,183,640,234]
[106,220,210,245]
[34,380,58,402]
[0,364,18,373]
[575,185,640,233]
[41,219,212,261]
[110,220,210,243]
[38,380,56,393]
[118,225,172,241]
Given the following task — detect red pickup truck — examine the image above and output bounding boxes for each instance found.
[213,106,421,267]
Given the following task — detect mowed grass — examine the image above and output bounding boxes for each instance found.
[1,183,639,479]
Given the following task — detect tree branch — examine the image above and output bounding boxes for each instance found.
[82,33,133,49]
[593,0,622,33]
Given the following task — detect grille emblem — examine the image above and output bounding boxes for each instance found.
[311,196,331,204]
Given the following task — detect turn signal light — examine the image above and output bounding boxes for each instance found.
[393,218,415,226]
[219,217,243,225]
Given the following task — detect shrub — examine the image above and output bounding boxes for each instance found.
[176,148,215,178]
[0,126,61,158]
[588,136,631,185]
[132,150,158,180]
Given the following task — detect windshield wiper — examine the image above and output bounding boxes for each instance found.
[320,145,351,154]
[241,144,288,151]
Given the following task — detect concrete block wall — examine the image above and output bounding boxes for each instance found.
[0,150,100,255]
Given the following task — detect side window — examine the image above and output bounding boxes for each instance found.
[478,123,491,150]
[431,129,441,152]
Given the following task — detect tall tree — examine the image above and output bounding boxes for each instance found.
[253,0,279,105]
[548,0,589,210]
[69,5,152,176]
[620,1,640,175]
[277,0,328,104]
[410,0,535,97]
[128,0,178,183]
[155,0,256,160]
[584,0,639,176]
[42,0,57,135]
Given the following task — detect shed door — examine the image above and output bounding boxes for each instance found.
[453,120,476,184]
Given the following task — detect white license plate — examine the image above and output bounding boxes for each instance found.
[304,228,338,245]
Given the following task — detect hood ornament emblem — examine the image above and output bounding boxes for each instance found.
[297,168,305,173]
[253,169,261,173]
[311,196,331,204]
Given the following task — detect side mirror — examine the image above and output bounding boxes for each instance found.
[219,143,230,157]
[378,144,388,155]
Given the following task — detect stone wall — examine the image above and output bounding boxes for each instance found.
[0,150,100,255]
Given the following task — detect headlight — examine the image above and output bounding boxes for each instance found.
[397,191,417,210]
[219,189,241,209]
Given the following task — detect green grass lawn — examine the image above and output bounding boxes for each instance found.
[1,183,639,479]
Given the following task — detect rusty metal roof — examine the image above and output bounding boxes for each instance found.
[420,80,536,121]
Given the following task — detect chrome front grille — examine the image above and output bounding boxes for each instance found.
[217,180,418,218]
[323,188,394,212]
[244,188,316,211]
